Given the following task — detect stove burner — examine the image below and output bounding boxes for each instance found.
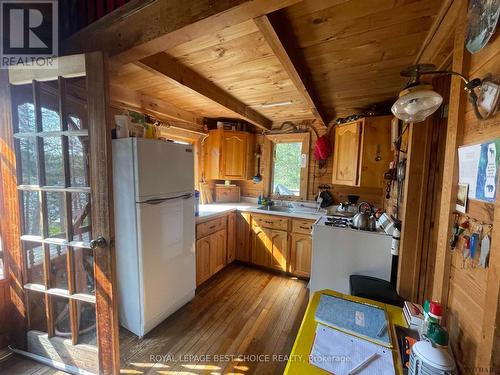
[325,216,351,228]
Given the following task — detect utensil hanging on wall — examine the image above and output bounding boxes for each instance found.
[253,145,263,183]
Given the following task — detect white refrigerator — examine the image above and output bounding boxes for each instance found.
[112,138,196,337]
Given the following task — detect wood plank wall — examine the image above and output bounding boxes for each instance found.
[444,32,500,371]
[419,0,500,370]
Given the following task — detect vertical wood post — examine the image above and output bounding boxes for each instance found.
[86,52,120,375]
[397,121,432,301]
[431,0,468,307]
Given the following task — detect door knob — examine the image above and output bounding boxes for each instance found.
[90,236,107,249]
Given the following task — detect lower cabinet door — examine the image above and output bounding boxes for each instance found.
[269,229,288,272]
[252,226,270,267]
[210,229,227,275]
[196,237,212,286]
[290,233,312,278]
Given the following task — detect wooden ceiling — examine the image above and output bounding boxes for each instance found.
[105,0,445,128]
[275,0,445,118]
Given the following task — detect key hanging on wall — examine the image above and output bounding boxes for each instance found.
[469,225,481,269]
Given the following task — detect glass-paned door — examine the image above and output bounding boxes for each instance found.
[5,52,120,375]
[12,76,96,345]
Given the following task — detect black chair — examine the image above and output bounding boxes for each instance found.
[349,274,404,307]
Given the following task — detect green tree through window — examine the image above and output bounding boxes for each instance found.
[272,142,302,196]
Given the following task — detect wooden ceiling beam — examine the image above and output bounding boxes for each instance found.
[254,15,328,127]
[62,0,302,67]
[414,0,455,65]
[109,84,206,134]
[136,53,273,130]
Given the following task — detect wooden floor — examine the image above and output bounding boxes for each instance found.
[120,263,309,374]
[0,263,309,375]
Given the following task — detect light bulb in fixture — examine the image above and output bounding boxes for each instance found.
[260,100,293,108]
[391,84,443,123]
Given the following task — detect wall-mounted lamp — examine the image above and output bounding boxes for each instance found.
[392,64,499,123]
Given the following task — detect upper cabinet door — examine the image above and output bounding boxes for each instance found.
[221,132,247,179]
[332,121,362,186]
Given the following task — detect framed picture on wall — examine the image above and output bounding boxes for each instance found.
[456,183,469,213]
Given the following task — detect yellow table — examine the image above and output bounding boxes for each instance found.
[284,289,406,375]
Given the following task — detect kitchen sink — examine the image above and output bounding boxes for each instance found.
[257,205,294,213]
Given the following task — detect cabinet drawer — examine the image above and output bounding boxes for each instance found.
[197,216,226,239]
[252,214,289,230]
[292,219,315,234]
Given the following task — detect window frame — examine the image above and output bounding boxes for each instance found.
[266,132,310,201]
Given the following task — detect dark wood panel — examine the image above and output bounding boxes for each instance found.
[0,70,27,349]
[0,280,10,348]
[85,52,120,375]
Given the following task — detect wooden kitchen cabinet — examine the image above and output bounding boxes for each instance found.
[196,217,227,286]
[211,229,227,275]
[227,212,236,263]
[251,224,288,272]
[251,225,270,267]
[332,116,391,188]
[196,236,213,286]
[332,121,362,186]
[250,213,289,272]
[290,233,312,278]
[236,212,251,262]
[204,128,255,181]
[268,229,288,272]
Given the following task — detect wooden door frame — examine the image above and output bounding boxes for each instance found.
[0,52,120,374]
[86,52,120,375]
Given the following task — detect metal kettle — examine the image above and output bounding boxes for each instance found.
[352,202,377,231]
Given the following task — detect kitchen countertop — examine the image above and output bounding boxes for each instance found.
[196,202,324,223]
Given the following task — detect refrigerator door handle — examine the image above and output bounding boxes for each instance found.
[143,193,193,205]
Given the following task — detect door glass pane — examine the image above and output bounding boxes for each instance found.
[40,82,61,132]
[22,190,41,236]
[78,301,97,345]
[27,291,47,332]
[11,84,35,133]
[24,241,44,285]
[19,137,38,185]
[74,247,94,295]
[69,135,89,187]
[43,136,64,186]
[46,192,66,239]
[72,193,91,243]
[53,296,71,338]
[65,77,87,131]
[49,244,67,290]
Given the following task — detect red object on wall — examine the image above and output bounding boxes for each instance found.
[313,135,332,161]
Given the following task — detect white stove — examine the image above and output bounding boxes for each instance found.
[310,215,393,295]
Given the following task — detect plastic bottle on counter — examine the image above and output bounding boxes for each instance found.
[419,300,430,337]
[194,190,200,216]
